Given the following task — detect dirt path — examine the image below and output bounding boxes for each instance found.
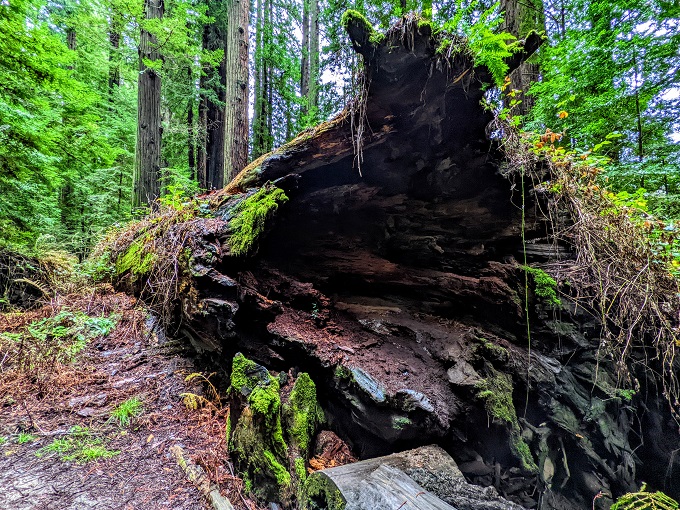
[0,289,249,510]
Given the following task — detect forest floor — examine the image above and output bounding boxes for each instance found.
[0,286,254,510]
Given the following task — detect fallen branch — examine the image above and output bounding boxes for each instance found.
[170,444,234,510]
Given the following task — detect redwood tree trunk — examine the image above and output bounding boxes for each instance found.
[500,0,544,117]
[308,0,319,116]
[251,0,265,159]
[199,12,227,190]
[300,0,310,102]
[223,0,250,184]
[133,0,164,208]
[108,24,120,97]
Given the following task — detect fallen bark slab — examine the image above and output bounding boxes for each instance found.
[304,445,522,510]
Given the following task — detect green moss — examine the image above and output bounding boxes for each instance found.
[475,367,537,473]
[264,449,291,488]
[522,265,561,307]
[475,369,516,425]
[392,416,412,430]
[285,373,324,455]
[250,379,281,416]
[341,9,372,34]
[294,457,307,483]
[475,336,509,362]
[230,352,261,393]
[334,364,352,381]
[227,183,288,256]
[510,432,538,474]
[115,239,156,278]
[303,473,347,510]
[225,409,231,444]
[243,472,252,493]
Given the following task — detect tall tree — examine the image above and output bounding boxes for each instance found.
[133,0,164,208]
[108,4,122,98]
[500,0,545,117]
[252,0,273,159]
[223,0,250,183]
[198,2,227,189]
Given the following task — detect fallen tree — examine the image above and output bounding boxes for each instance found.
[107,13,680,509]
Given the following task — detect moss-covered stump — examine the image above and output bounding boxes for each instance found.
[228,353,325,505]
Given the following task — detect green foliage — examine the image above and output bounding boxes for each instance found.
[611,485,679,510]
[528,0,680,204]
[37,426,120,464]
[110,397,144,427]
[228,184,289,256]
[79,251,116,283]
[0,0,135,252]
[0,310,118,367]
[17,432,37,444]
[522,266,560,307]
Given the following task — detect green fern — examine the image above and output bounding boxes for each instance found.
[611,487,679,510]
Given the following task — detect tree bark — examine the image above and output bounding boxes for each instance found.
[308,0,319,116]
[500,0,544,118]
[223,0,249,184]
[133,0,164,209]
[108,16,121,98]
[199,13,227,189]
[300,0,310,102]
[187,68,196,180]
[251,0,265,159]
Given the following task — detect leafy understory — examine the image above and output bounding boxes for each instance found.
[0,309,118,375]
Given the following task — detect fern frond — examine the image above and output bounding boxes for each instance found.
[180,392,212,410]
[611,489,679,510]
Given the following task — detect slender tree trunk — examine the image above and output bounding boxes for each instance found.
[187,67,196,180]
[67,28,76,52]
[308,0,319,117]
[223,0,250,184]
[197,95,208,188]
[633,53,643,163]
[108,24,120,97]
[300,0,310,104]
[500,0,545,118]
[199,14,226,189]
[265,0,273,152]
[133,0,164,209]
[252,0,265,158]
